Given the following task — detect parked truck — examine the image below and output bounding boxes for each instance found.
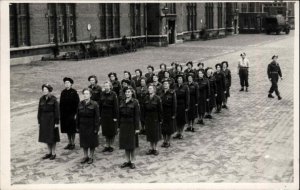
[264,14,290,35]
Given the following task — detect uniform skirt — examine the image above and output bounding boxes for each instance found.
[39,112,60,144]
[145,112,162,143]
[119,118,138,150]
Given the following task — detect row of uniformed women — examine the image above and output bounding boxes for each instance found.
[37,61,231,169]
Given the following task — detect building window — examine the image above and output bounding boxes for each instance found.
[99,3,120,39]
[249,3,255,12]
[218,3,223,28]
[166,3,176,14]
[205,3,214,29]
[130,3,141,36]
[241,3,247,12]
[187,3,197,31]
[47,3,76,43]
[9,3,30,47]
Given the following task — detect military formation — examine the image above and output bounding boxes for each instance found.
[37,53,283,169]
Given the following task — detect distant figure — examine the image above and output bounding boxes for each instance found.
[238,53,250,92]
[267,55,283,100]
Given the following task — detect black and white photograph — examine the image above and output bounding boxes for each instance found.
[0,0,299,189]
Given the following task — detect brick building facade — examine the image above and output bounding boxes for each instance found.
[9,2,296,64]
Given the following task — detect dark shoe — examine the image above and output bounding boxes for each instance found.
[69,144,75,150]
[268,94,274,98]
[121,162,130,168]
[246,88,248,92]
[196,120,201,124]
[173,134,180,139]
[102,147,109,152]
[153,150,159,156]
[49,154,56,160]
[80,157,89,164]
[108,147,114,152]
[207,115,212,119]
[161,142,167,147]
[240,88,244,91]
[146,149,154,155]
[185,127,191,132]
[204,115,209,119]
[199,119,204,125]
[129,162,136,169]
[64,144,71,150]
[87,158,94,164]
[165,142,171,148]
[278,96,282,100]
[178,135,183,139]
[42,154,52,159]
[191,128,195,132]
[222,105,228,109]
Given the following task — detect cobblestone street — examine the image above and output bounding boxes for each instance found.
[10,32,295,184]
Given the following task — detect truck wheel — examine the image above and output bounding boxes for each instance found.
[286,29,290,34]
[276,30,280,35]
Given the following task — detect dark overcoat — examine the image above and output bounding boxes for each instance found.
[119,98,140,150]
[157,70,165,82]
[160,89,177,135]
[59,88,79,134]
[214,71,226,105]
[197,78,210,114]
[143,95,162,143]
[99,91,119,138]
[267,61,282,82]
[174,83,190,128]
[187,82,199,121]
[38,95,60,144]
[76,100,100,148]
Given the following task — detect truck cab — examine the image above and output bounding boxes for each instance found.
[264,14,290,35]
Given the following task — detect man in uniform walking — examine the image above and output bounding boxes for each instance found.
[267,55,283,100]
[238,53,250,92]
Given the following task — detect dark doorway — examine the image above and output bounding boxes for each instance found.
[168,20,175,44]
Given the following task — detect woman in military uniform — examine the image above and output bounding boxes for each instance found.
[162,71,175,89]
[76,88,100,164]
[60,77,79,150]
[221,61,231,109]
[119,87,140,169]
[184,61,195,76]
[195,62,205,81]
[173,74,189,139]
[160,80,177,148]
[143,84,163,155]
[88,75,102,106]
[185,73,199,132]
[145,65,155,85]
[136,77,148,135]
[168,62,178,79]
[123,71,136,90]
[205,67,217,119]
[152,75,163,96]
[214,64,226,113]
[108,72,122,98]
[99,81,119,153]
[158,63,167,82]
[175,64,185,81]
[132,69,143,88]
[196,70,210,125]
[38,84,60,160]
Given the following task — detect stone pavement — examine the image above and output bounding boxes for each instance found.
[10,32,295,184]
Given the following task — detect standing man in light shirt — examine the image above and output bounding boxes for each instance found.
[238,52,250,92]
